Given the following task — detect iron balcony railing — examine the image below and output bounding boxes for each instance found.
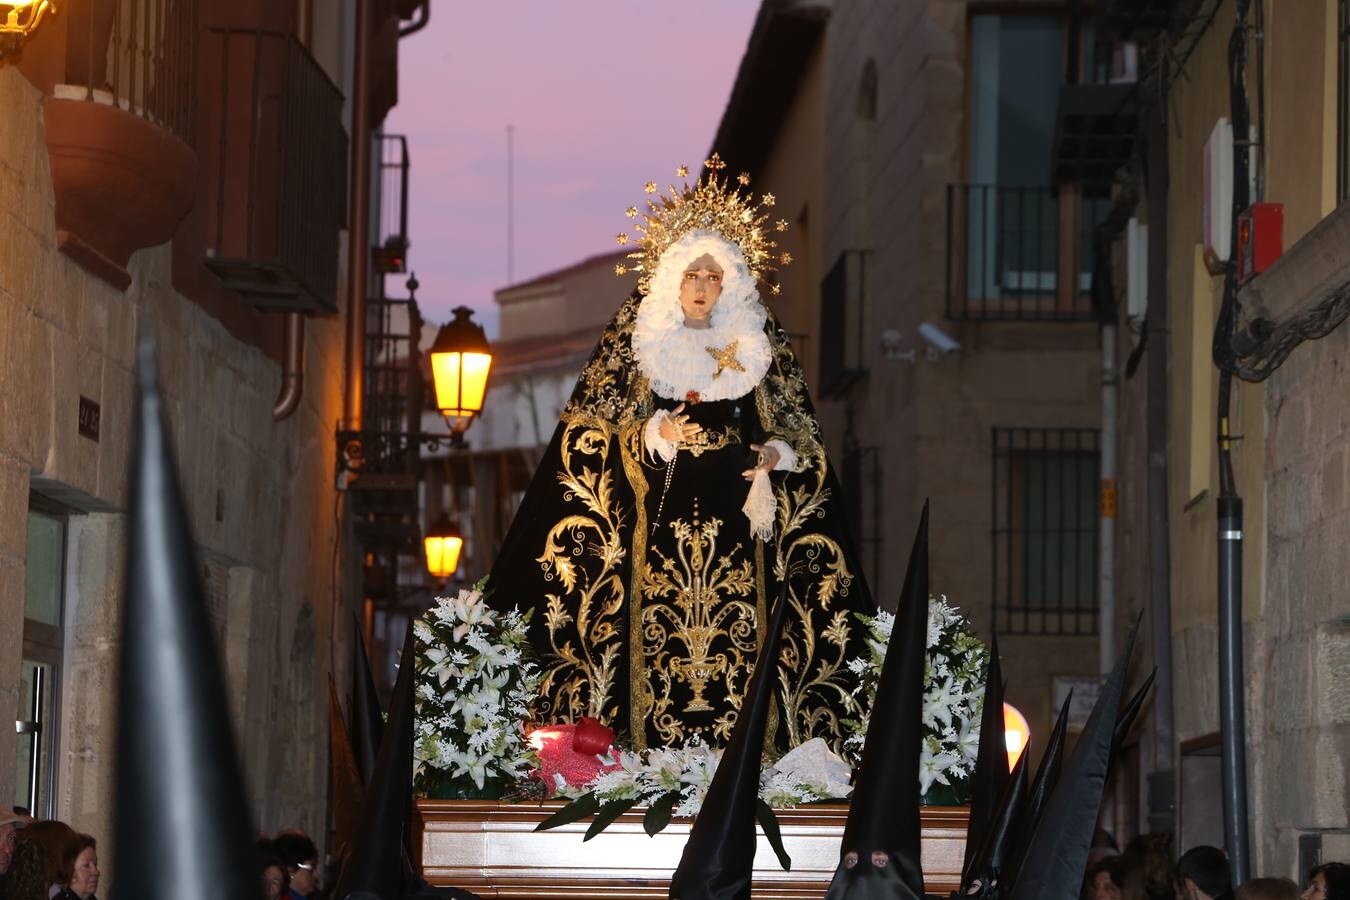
[201,28,347,313]
[945,184,1109,322]
[57,0,197,142]
[374,134,411,274]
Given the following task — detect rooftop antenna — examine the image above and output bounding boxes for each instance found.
[507,123,514,286]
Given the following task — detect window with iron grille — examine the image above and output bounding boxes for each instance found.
[1340,0,1350,201]
[991,428,1100,635]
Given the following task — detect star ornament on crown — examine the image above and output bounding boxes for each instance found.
[614,153,793,296]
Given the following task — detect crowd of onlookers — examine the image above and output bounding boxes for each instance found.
[0,808,326,900]
[5,803,1348,899]
[0,810,99,900]
[1083,829,1350,900]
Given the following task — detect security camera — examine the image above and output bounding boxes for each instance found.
[918,322,961,356]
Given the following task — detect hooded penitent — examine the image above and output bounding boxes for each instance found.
[353,613,386,786]
[1004,624,1139,900]
[112,339,257,900]
[330,676,366,865]
[668,582,792,900]
[336,621,417,900]
[957,747,1029,898]
[1000,691,1071,891]
[961,629,1009,883]
[825,504,931,900]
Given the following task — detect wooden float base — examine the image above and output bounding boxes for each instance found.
[415,800,969,899]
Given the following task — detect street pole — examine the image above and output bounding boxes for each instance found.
[1217,488,1249,883]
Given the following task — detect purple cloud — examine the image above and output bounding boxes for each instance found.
[383,1,760,336]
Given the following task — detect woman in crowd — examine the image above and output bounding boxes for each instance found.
[256,838,289,900]
[272,832,319,900]
[67,836,98,900]
[5,821,81,900]
[1086,855,1126,900]
[1303,862,1350,900]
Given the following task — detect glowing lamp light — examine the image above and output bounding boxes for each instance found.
[1003,702,1030,771]
[1,0,55,62]
[430,306,492,434]
[423,516,463,580]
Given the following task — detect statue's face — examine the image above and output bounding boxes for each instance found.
[678,253,723,323]
[824,848,921,900]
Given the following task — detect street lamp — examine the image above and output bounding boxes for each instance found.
[1003,702,1030,771]
[423,516,463,581]
[1,0,55,63]
[430,306,492,435]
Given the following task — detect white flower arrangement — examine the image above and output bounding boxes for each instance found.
[413,587,541,797]
[555,735,840,818]
[844,596,990,798]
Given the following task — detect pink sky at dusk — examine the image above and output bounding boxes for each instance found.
[384,2,761,337]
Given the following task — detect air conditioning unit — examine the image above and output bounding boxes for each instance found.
[1126,217,1148,324]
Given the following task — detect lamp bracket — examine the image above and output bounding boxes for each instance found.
[334,428,468,487]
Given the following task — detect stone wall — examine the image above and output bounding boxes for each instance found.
[0,66,355,879]
[1113,0,1349,876]
[819,0,1103,751]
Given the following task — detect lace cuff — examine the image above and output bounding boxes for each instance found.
[764,438,798,473]
[644,410,678,463]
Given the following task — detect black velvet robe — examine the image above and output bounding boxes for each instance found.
[487,295,875,751]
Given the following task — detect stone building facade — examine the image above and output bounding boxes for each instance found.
[0,0,417,881]
[1111,0,1350,875]
[714,0,1105,759]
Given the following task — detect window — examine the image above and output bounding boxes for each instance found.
[992,428,1100,635]
[947,14,1109,321]
[841,443,881,592]
[818,250,870,397]
[16,503,68,818]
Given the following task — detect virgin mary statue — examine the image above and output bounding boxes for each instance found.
[488,155,877,752]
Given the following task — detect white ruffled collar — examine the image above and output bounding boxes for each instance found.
[631,230,771,402]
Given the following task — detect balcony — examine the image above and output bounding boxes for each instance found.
[373,134,410,275]
[34,0,199,289]
[200,28,347,313]
[1052,12,1146,189]
[945,185,1108,322]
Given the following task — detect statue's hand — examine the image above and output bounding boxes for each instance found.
[742,442,780,480]
[658,403,702,444]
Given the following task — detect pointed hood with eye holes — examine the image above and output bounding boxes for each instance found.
[961,629,1009,885]
[668,580,792,900]
[112,338,257,900]
[825,504,931,900]
[1004,621,1140,900]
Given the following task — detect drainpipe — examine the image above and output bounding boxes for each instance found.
[344,0,372,436]
[273,0,315,423]
[272,315,304,420]
[1145,101,1177,838]
[1100,317,1118,674]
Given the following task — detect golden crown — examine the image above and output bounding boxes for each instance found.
[614,153,791,296]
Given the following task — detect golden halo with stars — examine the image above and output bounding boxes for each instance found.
[613,153,792,297]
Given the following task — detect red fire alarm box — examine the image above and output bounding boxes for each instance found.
[1237,203,1283,284]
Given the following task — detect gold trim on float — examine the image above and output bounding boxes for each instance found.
[414,800,969,898]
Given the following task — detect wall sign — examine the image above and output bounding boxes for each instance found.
[78,396,100,442]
